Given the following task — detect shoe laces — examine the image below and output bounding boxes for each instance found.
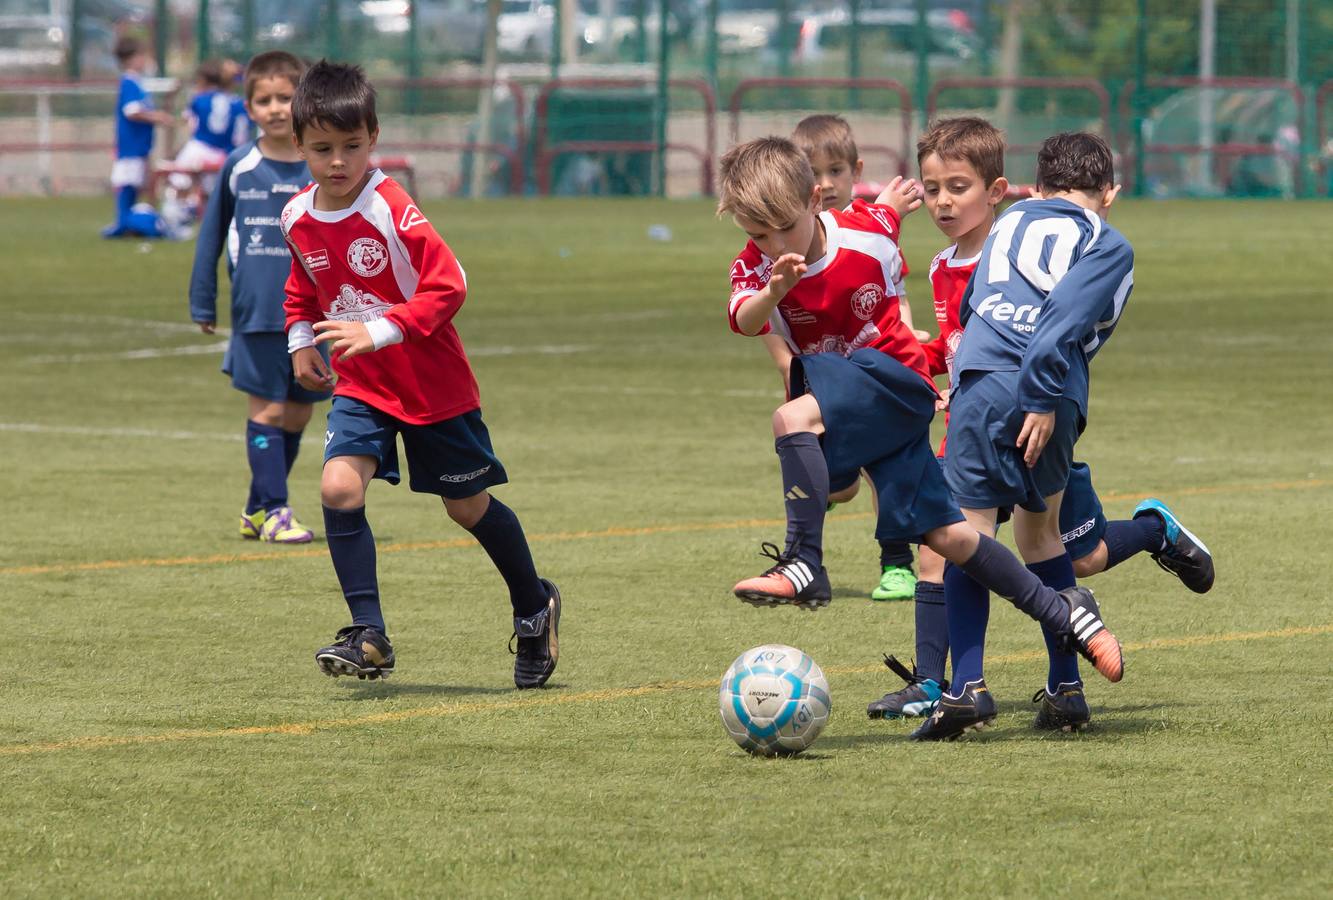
[757,540,801,577]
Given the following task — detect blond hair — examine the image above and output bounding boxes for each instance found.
[792,114,858,167]
[716,137,815,229]
[916,116,1006,186]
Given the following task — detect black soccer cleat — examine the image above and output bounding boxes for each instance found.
[732,542,832,612]
[315,625,395,680]
[867,654,947,719]
[1059,586,1124,683]
[1133,498,1215,594]
[510,579,561,689]
[909,679,997,741]
[1032,682,1091,732]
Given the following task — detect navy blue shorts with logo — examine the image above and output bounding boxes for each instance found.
[223,331,332,404]
[1058,460,1107,560]
[945,369,1081,513]
[792,349,964,542]
[323,395,509,498]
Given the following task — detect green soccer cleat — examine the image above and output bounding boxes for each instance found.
[871,565,916,601]
[239,508,266,540]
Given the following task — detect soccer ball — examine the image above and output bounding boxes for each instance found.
[719,644,831,756]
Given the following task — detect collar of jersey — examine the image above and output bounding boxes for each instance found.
[943,244,980,268]
[303,168,386,223]
[800,210,840,279]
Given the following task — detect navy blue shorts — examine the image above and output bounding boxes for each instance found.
[944,369,1081,513]
[829,468,860,495]
[792,349,963,542]
[223,332,332,404]
[1059,460,1107,560]
[323,396,509,498]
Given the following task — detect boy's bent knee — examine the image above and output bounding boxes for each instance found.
[321,459,371,509]
[443,491,490,528]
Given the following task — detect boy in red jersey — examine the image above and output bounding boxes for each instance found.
[281,61,560,688]
[720,138,1121,709]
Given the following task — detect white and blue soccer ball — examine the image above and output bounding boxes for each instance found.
[719,644,831,756]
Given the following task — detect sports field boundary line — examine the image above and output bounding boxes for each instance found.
[2,477,1328,578]
[2,624,1328,758]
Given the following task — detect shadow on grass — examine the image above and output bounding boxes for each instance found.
[332,681,511,700]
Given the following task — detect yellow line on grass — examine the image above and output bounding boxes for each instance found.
[2,478,1329,578]
[2,624,1328,758]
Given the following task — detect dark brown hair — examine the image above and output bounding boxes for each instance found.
[916,116,1006,185]
[113,35,144,64]
[243,51,305,100]
[291,60,378,140]
[792,114,858,167]
[1036,132,1115,192]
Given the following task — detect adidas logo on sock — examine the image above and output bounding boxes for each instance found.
[785,485,810,501]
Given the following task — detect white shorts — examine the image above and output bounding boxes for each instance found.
[174,139,228,172]
[110,157,146,189]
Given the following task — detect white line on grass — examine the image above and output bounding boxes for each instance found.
[0,423,241,442]
[23,342,231,364]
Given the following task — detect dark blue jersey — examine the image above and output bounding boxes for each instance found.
[115,72,154,159]
[187,90,250,151]
[188,142,310,333]
[953,198,1134,418]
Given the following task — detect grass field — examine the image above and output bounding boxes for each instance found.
[2,196,1331,897]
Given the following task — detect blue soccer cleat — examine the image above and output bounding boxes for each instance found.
[1133,498,1215,594]
[867,654,945,719]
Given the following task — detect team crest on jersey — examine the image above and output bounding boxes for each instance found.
[850,283,883,320]
[328,284,393,322]
[348,238,389,277]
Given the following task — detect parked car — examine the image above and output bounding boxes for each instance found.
[787,4,979,64]
[0,0,147,77]
[359,0,490,61]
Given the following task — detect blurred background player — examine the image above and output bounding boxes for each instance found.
[760,113,920,603]
[102,35,174,239]
[282,61,561,688]
[868,118,1213,729]
[188,51,328,545]
[162,60,252,231]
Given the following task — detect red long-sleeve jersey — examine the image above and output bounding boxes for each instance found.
[920,243,979,379]
[281,170,478,425]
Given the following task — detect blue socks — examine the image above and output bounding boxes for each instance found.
[1103,515,1165,570]
[944,563,989,689]
[245,421,288,514]
[776,432,828,568]
[324,505,384,632]
[957,534,1068,634]
[880,539,914,569]
[283,429,303,476]
[913,580,949,685]
[1027,555,1081,691]
[465,496,547,617]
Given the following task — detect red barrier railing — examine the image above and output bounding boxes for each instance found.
[533,77,716,196]
[1316,80,1333,196]
[373,77,526,195]
[1117,77,1305,195]
[729,78,912,179]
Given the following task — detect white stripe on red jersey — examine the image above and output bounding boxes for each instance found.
[922,243,979,379]
[282,169,478,425]
[726,200,930,385]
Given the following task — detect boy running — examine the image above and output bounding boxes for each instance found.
[866,119,1215,730]
[189,51,328,544]
[719,138,1122,735]
[281,61,561,688]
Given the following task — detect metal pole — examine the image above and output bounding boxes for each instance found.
[552,0,563,77]
[154,0,168,74]
[915,0,929,127]
[636,0,648,64]
[327,0,342,59]
[69,0,83,79]
[655,0,669,196]
[777,0,791,79]
[196,0,210,64]
[1198,0,1215,194]
[1133,0,1147,196]
[406,0,421,113]
[705,0,718,92]
[242,0,256,62]
[849,0,861,107]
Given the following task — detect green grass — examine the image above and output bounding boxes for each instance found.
[2,196,1330,898]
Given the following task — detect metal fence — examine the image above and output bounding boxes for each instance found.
[2,0,1329,197]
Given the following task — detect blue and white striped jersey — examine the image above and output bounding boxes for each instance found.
[953,197,1134,418]
[187,90,251,151]
[188,142,310,333]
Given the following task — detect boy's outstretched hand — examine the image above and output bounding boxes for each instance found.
[1016,410,1055,468]
[314,319,375,361]
[767,252,808,301]
[875,175,924,218]
[292,345,336,391]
